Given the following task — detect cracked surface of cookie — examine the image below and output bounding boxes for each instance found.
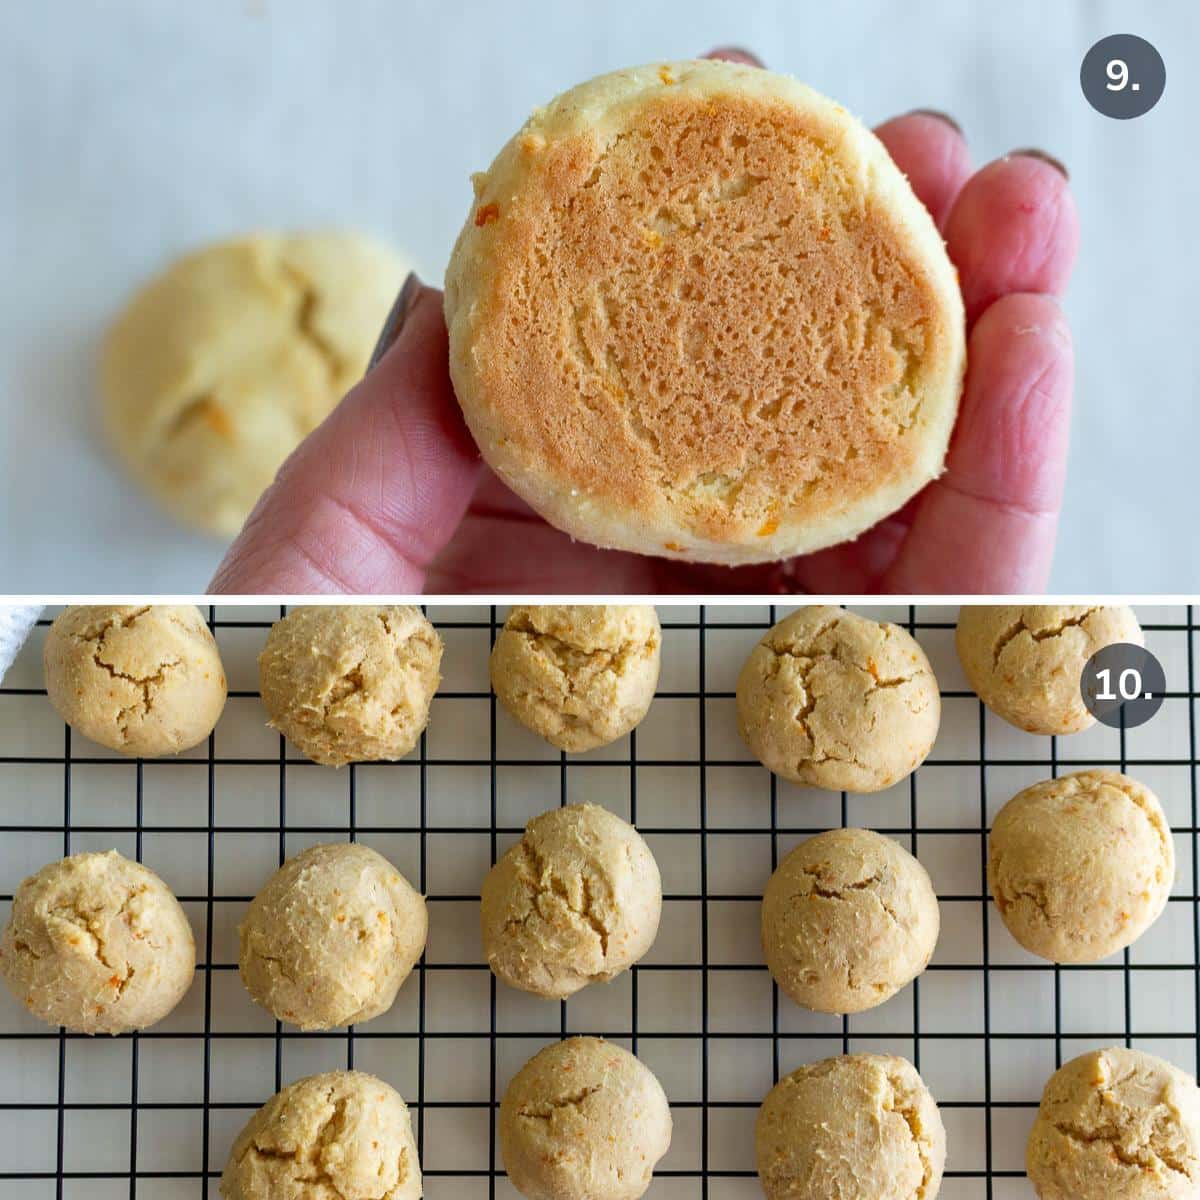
[757,1053,946,1200]
[259,606,442,767]
[763,828,939,1014]
[43,605,227,757]
[736,606,940,792]
[491,605,660,752]
[102,230,407,536]
[445,59,965,565]
[0,850,195,1034]
[1027,1047,1200,1199]
[956,605,1143,734]
[482,803,661,999]
[239,843,426,1031]
[500,1037,671,1200]
[220,1069,421,1200]
[989,769,1174,964]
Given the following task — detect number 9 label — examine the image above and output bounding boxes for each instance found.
[1082,34,1165,118]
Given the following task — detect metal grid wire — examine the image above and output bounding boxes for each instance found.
[0,603,1198,1200]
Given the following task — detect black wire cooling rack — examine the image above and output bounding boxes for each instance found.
[0,604,1197,1199]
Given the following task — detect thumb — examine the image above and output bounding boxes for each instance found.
[209,277,482,594]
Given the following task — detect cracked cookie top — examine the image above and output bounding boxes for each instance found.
[1027,1047,1200,1200]
[0,849,195,1034]
[238,842,427,1031]
[259,605,442,767]
[763,827,940,1015]
[757,1053,946,1200]
[956,605,1143,735]
[444,59,965,565]
[221,1069,421,1200]
[102,230,406,536]
[491,604,661,752]
[989,769,1174,964]
[43,604,227,758]
[481,803,661,1000]
[500,1037,671,1200]
[736,605,940,793]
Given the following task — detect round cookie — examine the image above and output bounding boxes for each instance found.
[445,59,965,565]
[757,1054,946,1200]
[736,606,940,792]
[103,230,406,536]
[258,605,442,767]
[500,1037,671,1200]
[762,828,939,1014]
[956,605,1143,734]
[220,1069,421,1200]
[44,605,227,757]
[482,803,661,999]
[989,769,1174,963]
[491,605,661,752]
[0,850,195,1034]
[239,843,427,1031]
[1027,1047,1200,1199]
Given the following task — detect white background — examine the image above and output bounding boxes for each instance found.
[2,1,1198,593]
[0,603,1198,1197]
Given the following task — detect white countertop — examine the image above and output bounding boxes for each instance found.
[2,0,1196,593]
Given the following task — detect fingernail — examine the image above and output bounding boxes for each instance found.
[1010,148,1069,180]
[908,108,964,137]
[369,272,422,371]
[707,46,765,68]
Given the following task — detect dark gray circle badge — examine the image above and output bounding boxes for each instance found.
[1081,34,1165,119]
[1080,643,1166,729]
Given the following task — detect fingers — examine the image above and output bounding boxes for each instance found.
[705,47,764,67]
[882,292,1073,594]
[209,281,482,594]
[946,153,1079,326]
[874,112,972,231]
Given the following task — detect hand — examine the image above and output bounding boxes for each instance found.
[210,48,1078,596]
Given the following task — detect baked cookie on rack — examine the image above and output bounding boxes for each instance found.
[239,842,427,1030]
[762,827,939,1013]
[736,606,940,792]
[490,604,661,752]
[220,1070,421,1200]
[989,769,1174,963]
[0,850,194,1034]
[1027,1047,1200,1199]
[500,1037,671,1200]
[481,803,661,999]
[757,1053,946,1200]
[258,605,442,767]
[43,604,226,757]
[956,604,1143,734]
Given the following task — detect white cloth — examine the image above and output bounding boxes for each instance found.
[0,606,43,683]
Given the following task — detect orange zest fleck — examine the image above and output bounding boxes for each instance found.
[756,519,779,537]
[663,542,685,552]
[658,65,676,85]
[474,202,500,227]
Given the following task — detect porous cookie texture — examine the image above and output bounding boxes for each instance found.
[103,230,406,535]
[239,843,427,1031]
[1027,1047,1200,1199]
[762,828,939,1014]
[445,59,965,565]
[0,850,195,1034]
[500,1037,671,1200]
[736,606,940,792]
[757,1054,946,1200]
[490,605,661,752]
[258,605,442,767]
[481,804,661,999]
[220,1070,421,1200]
[956,605,1143,735]
[43,605,227,757]
[989,769,1174,964]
